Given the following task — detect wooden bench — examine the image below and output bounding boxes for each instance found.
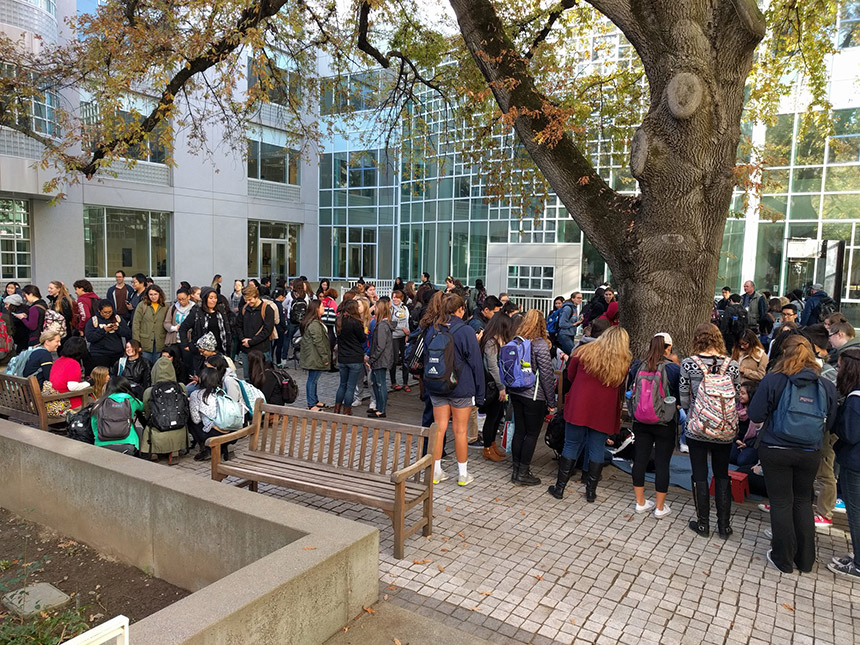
[206,400,437,559]
[0,373,93,431]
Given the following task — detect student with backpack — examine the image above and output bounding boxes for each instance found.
[626,332,680,518]
[555,292,583,355]
[20,329,61,387]
[548,326,631,502]
[680,323,742,539]
[140,355,189,459]
[91,376,145,455]
[299,299,330,411]
[284,279,309,362]
[748,335,838,574]
[828,349,860,579]
[480,312,515,462]
[719,293,748,355]
[246,348,284,406]
[501,310,557,485]
[16,285,49,347]
[424,293,485,487]
[189,367,244,461]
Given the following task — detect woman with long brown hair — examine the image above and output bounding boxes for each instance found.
[749,334,837,573]
[680,323,741,539]
[508,310,557,485]
[732,328,768,383]
[479,312,515,462]
[549,326,630,502]
[132,285,167,365]
[333,299,365,415]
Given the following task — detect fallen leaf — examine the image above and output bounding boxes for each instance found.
[458,532,466,539]
[387,585,398,591]
[480,591,493,596]
[596,539,603,543]
[441,548,449,552]
[342,626,348,632]
[363,606,376,614]
[438,565,445,572]
[302,546,317,550]
[570,619,575,625]
[627,515,634,521]
[537,542,542,547]
[472,605,479,610]
[467,496,471,500]
[536,575,544,581]
[413,559,432,565]
[394,639,402,645]
[446,506,452,511]
[782,603,795,612]
[703,570,710,577]
[521,510,525,515]
[495,498,500,501]
[384,594,389,600]
[442,537,449,542]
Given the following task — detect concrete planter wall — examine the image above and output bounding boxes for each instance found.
[0,421,379,645]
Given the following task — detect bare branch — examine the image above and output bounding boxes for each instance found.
[524,0,577,60]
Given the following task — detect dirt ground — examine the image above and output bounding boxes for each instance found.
[0,507,189,625]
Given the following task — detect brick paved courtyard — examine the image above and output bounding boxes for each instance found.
[176,369,860,644]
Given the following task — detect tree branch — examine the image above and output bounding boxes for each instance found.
[524,0,577,60]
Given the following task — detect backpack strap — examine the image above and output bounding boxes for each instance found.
[717,356,731,375]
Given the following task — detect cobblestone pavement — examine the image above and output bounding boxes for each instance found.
[176,368,860,644]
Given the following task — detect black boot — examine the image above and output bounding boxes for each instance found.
[193,447,211,462]
[715,478,733,539]
[580,468,589,484]
[585,461,604,502]
[511,462,520,483]
[547,457,574,499]
[515,465,541,486]
[688,478,710,536]
[221,444,230,463]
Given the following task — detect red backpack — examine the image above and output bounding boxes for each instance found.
[0,316,14,359]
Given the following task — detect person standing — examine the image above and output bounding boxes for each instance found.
[479,312,514,462]
[390,290,411,390]
[17,285,48,347]
[549,326,630,501]
[128,273,148,317]
[742,280,767,332]
[238,284,275,360]
[132,285,167,365]
[801,283,831,327]
[368,299,396,419]
[107,271,132,323]
[627,332,679,518]
[283,279,309,362]
[47,281,76,339]
[73,280,99,335]
[333,300,366,416]
[749,335,838,573]
[556,292,583,355]
[299,300,330,410]
[732,329,768,384]
[828,349,860,578]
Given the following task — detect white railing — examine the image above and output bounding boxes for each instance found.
[62,616,129,645]
[508,295,555,315]
[347,279,395,297]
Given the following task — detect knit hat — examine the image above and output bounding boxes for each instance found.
[196,332,217,353]
[3,294,23,307]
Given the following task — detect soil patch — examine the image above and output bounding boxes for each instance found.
[0,507,189,627]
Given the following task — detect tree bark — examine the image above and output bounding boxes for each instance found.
[448,0,764,355]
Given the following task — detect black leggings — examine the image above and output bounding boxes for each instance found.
[390,336,407,385]
[510,395,545,468]
[632,421,676,493]
[687,436,732,483]
[482,393,506,448]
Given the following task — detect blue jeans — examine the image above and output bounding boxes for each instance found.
[336,363,364,406]
[371,368,388,413]
[562,422,607,464]
[841,466,860,568]
[142,351,158,366]
[557,333,575,355]
[306,370,322,407]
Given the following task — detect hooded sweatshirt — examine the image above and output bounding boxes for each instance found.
[747,368,838,450]
[599,301,620,326]
[76,292,100,332]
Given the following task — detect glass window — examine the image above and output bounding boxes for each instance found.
[763,114,793,165]
[718,218,744,291]
[247,133,300,185]
[838,2,860,49]
[791,167,821,193]
[150,211,170,277]
[452,223,468,281]
[790,195,820,220]
[795,116,825,166]
[469,221,488,285]
[581,236,605,290]
[755,222,785,293]
[0,200,31,280]
[248,220,258,277]
[83,207,169,278]
[507,265,553,293]
[260,142,285,183]
[823,193,860,219]
[378,227,394,280]
[318,227,332,277]
[826,165,860,192]
[830,108,860,162]
[320,153,333,189]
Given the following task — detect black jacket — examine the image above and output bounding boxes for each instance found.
[834,392,860,471]
[85,312,131,359]
[111,355,151,399]
[337,317,367,365]
[239,299,275,353]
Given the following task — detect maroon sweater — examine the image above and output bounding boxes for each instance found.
[563,354,623,435]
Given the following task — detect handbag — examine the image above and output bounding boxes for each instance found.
[479,369,499,413]
[42,380,71,418]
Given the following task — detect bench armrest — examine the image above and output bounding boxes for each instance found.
[205,424,255,448]
[391,452,434,484]
[42,387,94,402]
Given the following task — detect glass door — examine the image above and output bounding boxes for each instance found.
[260,240,288,283]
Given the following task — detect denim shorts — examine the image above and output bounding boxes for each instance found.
[429,395,475,409]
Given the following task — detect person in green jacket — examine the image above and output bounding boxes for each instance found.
[92,376,145,454]
[133,285,168,365]
[298,299,330,411]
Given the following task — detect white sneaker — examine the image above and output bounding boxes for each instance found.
[653,505,672,519]
[758,503,771,513]
[764,528,773,539]
[679,444,689,454]
[635,500,656,514]
[433,471,449,484]
[458,473,475,487]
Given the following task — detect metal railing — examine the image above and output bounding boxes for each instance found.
[347,279,395,297]
[62,615,128,645]
[507,295,555,315]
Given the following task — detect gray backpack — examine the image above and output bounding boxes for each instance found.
[96,398,133,442]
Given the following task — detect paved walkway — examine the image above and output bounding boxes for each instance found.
[176,368,860,644]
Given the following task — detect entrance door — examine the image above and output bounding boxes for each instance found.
[261,241,288,284]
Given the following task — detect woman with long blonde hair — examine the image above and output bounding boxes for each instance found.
[47,281,75,337]
[550,325,630,502]
[749,334,837,573]
[507,309,557,485]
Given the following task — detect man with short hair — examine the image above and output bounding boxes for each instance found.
[780,303,799,325]
[106,270,131,323]
[557,292,584,355]
[468,295,502,334]
[127,273,147,315]
[741,280,767,331]
[716,286,732,312]
[719,293,748,354]
[239,284,275,359]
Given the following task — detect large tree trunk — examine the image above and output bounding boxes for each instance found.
[448,0,765,355]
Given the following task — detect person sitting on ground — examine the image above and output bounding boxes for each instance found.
[91,375,144,455]
[23,329,61,387]
[204,352,242,405]
[730,381,762,468]
[110,339,152,399]
[246,348,284,406]
[90,365,109,400]
[188,367,235,462]
[732,329,768,384]
[49,336,91,410]
[140,355,189,459]
[160,343,190,385]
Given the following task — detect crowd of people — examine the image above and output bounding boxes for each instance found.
[2,272,859,579]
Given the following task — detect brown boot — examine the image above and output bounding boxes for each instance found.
[343,406,352,416]
[333,403,342,414]
[491,441,507,458]
[482,444,504,462]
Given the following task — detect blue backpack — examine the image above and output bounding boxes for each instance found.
[423,325,459,395]
[498,336,537,391]
[546,308,562,335]
[772,378,828,446]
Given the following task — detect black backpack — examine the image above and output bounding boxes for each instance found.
[544,411,565,456]
[405,330,427,376]
[270,366,299,404]
[289,297,308,325]
[423,325,459,395]
[95,397,133,442]
[148,381,189,431]
[67,404,95,444]
[818,297,838,322]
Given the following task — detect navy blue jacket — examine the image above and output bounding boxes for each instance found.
[425,316,485,405]
[834,392,860,471]
[800,290,828,327]
[748,368,837,449]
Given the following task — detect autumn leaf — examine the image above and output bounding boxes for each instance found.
[479,590,492,596]
[458,532,466,539]
[577,176,590,185]
[536,575,544,581]
[446,506,452,511]
[387,585,398,591]
[394,639,402,645]
[363,606,376,614]
[302,546,317,550]
[441,548,449,552]
[384,594,389,601]
[782,603,795,612]
[438,564,445,572]
[413,559,432,564]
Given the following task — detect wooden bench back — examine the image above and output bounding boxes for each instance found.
[0,373,47,429]
[250,402,434,480]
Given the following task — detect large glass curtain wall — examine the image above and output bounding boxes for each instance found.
[83,207,170,278]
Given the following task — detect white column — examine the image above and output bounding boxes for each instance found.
[740,122,767,282]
